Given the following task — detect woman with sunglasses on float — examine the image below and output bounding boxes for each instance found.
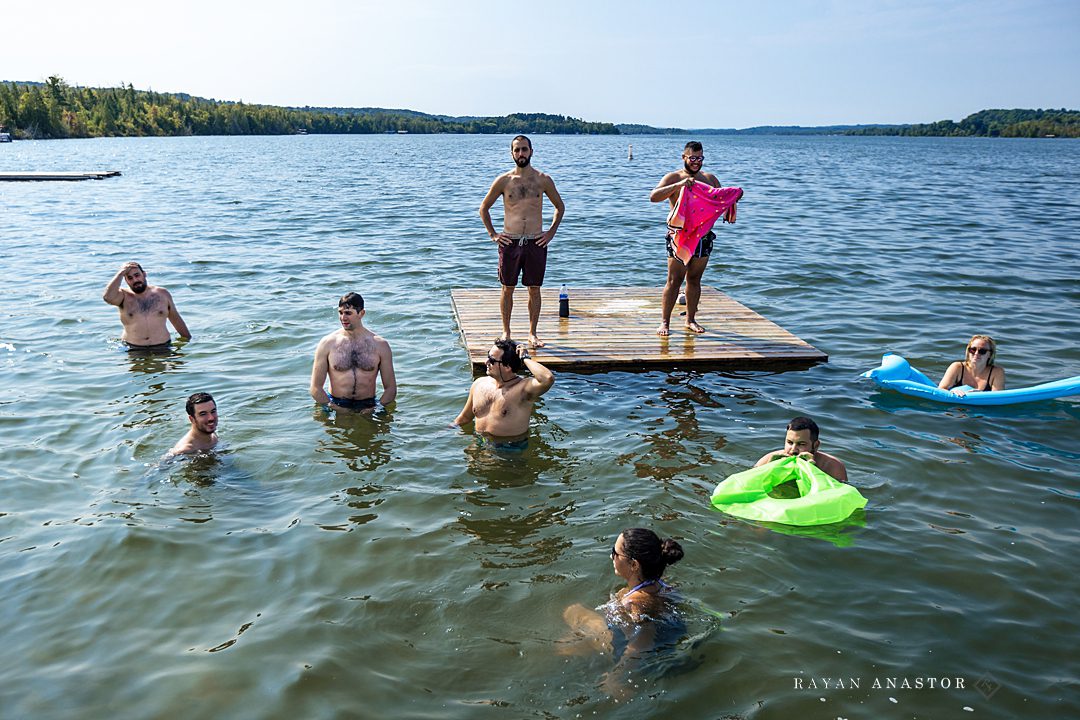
[559,528,685,697]
[937,335,1006,396]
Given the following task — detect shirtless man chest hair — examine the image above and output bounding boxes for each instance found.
[479,135,565,347]
[102,262,191,347]
[452,338,555,444]
[310,292,397,412]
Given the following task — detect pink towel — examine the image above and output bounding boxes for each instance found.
[667,183,743,265]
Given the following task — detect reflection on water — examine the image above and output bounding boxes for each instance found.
[460,412,569,489]
[164,449,228,487]
[618,374,729,483]
[313,406,393,473]
[457,499,575,571]
[121,344,186,374]
[723,508,869,548]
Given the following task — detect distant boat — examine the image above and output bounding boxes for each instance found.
[396,130,408,134]
[296,128,308,135]
[0,132,12,143]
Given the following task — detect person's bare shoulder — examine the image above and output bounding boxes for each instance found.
[702,172,721,187]
[658,169,684,185]
[314,331,341,353]
[169,438,193,455]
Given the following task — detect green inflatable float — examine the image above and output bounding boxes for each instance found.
[710,456,867,526]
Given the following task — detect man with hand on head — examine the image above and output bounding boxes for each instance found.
[103,261,191,350]
[452,338,555,450]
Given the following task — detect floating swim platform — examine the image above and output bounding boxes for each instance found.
[710,455,867,526]
[0,170,121,181]
[862,353,1080,406]
[450,286,827,374]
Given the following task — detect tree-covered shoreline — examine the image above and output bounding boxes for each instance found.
[0,78,618,139]
[842,109,1079,138]
[0,78,1076,140]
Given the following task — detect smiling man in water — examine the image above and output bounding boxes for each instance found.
[479,135,565,347]
[310,292,397,412]
[754,416,848,482]
[103,261,191,350]
[170,392,219,455]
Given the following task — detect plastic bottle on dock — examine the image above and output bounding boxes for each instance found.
[559,284,570,318]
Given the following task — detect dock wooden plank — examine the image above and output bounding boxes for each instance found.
[450,286,827,374]
[0,170,121,181]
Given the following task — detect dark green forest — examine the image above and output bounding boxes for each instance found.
[0,77,618,139]
[0,78,1075,139]
[843,109,1080,138]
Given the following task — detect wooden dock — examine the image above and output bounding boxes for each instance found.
[450,286,827,374]
[0,170,121,181]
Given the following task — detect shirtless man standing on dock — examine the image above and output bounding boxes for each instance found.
[452,338,554,450]
[103,262,191,349]
[480,135,565,347]
[650,141,720,337]
[310,292,397,412]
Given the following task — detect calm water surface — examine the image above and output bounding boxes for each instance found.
[1,134,1078,719]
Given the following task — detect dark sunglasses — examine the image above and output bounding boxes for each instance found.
[967,346,989,356]
[611,546,630,560]
[684,155,704,162]
[486,354,507,366]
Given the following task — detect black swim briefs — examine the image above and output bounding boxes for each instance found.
[665,230,715,259]
[327,395,378,411]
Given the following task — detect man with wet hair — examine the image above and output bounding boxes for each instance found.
[479,134,565,348]
[170,392,219,454]
[650,141,721,337]
[451,337,555,449]
[103,261,191,349]
[310,292,397,412]
[754,416,848,482]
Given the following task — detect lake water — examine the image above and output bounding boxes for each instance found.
[1,133,1078,719]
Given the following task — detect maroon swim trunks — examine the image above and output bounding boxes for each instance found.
[498,234,547,287]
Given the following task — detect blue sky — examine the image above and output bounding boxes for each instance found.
[5,0,1078,127]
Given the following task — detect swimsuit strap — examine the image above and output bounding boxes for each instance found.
[626,579,660,597]
[983,365,995,392]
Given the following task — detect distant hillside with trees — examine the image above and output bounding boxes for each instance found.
[1,78,1075,140]
[843,109,1080,138]
[0,77,618,139]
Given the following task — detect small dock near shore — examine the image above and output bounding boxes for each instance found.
[450,286,827,374]
[0,170,121,181]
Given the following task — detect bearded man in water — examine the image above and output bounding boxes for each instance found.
[102,261,191,349]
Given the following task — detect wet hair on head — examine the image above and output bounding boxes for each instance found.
[185,392,215,418]
[493,338,523,373]
[967,334,997,366]
[787,416,819,443]
[338,292,364,312]
[511,134,532,150]
[683,140,703,154]
[619,528,684,581]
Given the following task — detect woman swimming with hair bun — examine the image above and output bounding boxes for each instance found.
[560,528,686,698]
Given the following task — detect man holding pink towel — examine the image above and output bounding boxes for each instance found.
[650,141,723,337]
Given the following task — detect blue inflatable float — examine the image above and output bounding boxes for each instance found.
[862,353,1080,406]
